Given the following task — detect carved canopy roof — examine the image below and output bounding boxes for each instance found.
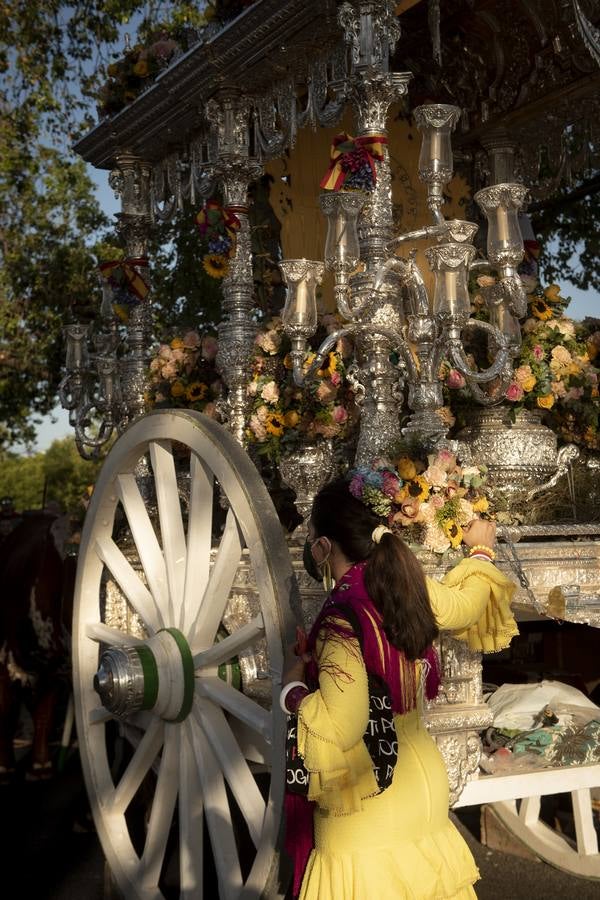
[74,0,600,202]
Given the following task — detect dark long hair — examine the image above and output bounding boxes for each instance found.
[311,478,438,660]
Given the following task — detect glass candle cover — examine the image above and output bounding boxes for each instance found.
[65,323,89,371]
[474,183,527,267]
[413,104,461,182]
[280,259,324,333]
[319,191,365,272]
[425,243,476,320]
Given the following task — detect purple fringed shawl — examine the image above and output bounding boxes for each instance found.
[286,561,441,897]
[306,561,441,710]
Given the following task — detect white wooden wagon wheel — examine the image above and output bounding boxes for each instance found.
[72,410,298,900]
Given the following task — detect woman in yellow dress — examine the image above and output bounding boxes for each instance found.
[281,477,518,899]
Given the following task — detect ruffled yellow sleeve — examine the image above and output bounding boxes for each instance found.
[427,557,519,653]
[296,625,379,814]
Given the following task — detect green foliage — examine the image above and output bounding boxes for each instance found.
[534,191,600,292]
[0,436,102,515]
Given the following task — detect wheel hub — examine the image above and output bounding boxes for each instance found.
[94,628,194,722]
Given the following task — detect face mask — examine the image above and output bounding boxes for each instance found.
[302,538,323,582]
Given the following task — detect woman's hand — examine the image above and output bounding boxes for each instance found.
[462,518,496,549]
[283,626,311,686]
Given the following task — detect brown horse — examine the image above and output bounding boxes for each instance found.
[0,511,73,780]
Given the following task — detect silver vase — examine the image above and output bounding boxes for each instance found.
[278,440,335,536]
[456,408,578,521]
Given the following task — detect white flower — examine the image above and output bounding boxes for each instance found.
[422,525,451,554]
[457,499,474,526]
[260,380,279,404]
[424,465,447,489]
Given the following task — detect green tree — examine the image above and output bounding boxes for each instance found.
[0,436,102,515]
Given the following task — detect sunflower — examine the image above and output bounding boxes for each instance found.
[442,519,463,548]
[203,253,229,279]
[405,475,430,502]
[317,352,338,378]
[530,298,553,321]
[186,382,207,402]
[265,412,285,437]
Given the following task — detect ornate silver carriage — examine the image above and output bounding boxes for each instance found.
[63,2,600,896]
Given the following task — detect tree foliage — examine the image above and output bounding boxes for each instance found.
[0,436,102,515]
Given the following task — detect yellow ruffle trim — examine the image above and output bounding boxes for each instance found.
[300,819,480,900]
[297,691,379,814]
[442,557,519,653]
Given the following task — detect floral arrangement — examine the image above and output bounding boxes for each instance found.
[195,200,241,279]
[348,451,490,555]
[96,3,258,117]
[146,330,221,417]
[245,314,359,460]
[444,278,600,451]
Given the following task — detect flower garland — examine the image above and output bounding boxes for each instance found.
[348,451,490,555]
[444,278,600,451]
[195,200,241,279]
[146,330,222,417]
[245,314,359,461]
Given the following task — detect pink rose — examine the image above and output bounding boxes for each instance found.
[551,380,566,398]
[332,405,348,424]
[430,495,445,510]
[506,382,524,402]
[446,368,466,390]
[565,386,584,401]
[201,336,218,362]
[182,330,200,349]
[434,449,457,472]
[330,371,342,386]
[532,345,545,361]
[159,345,172,360]
[393,499,421,526]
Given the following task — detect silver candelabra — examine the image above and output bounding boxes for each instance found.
[280,101,528,457]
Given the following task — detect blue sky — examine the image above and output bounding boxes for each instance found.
[31,167,599,452]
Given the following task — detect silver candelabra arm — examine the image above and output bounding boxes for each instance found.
[448,319,515,405]
[73,397,118,460]
[288,323,417,388]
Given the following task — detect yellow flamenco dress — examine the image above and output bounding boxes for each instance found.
[295,557,518,900]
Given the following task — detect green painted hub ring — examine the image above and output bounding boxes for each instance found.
[160,627,195,723]
[136,645,159,710]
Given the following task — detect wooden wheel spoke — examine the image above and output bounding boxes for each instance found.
[197,677,271,743]
[86,622,144,647]
[141,724,180,888]
[149,440,187,625]
[190,718,243,900]
[195,699,265,848]
[181,453,214,633]
[93,537,162,634]
[111,718,165,815]
[189,509,243,651]
[88,706,114,726]
[193,615,265,669]
[116,473,170,620]
[179,721,204,897]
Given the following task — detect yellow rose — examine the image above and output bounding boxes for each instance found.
[537,393,555,410]
[133,59,149,77]
[396,457,417,480]
[472,496,489,513]
[284,410,300,427]
[544,284,562,303]
[170,337,184,350]
[170,381,186,397]
[521,375,537,392]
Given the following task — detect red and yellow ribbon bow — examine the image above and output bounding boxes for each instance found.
[195,200,241,242]
[320,132,388,191]
[99,258,150,301]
